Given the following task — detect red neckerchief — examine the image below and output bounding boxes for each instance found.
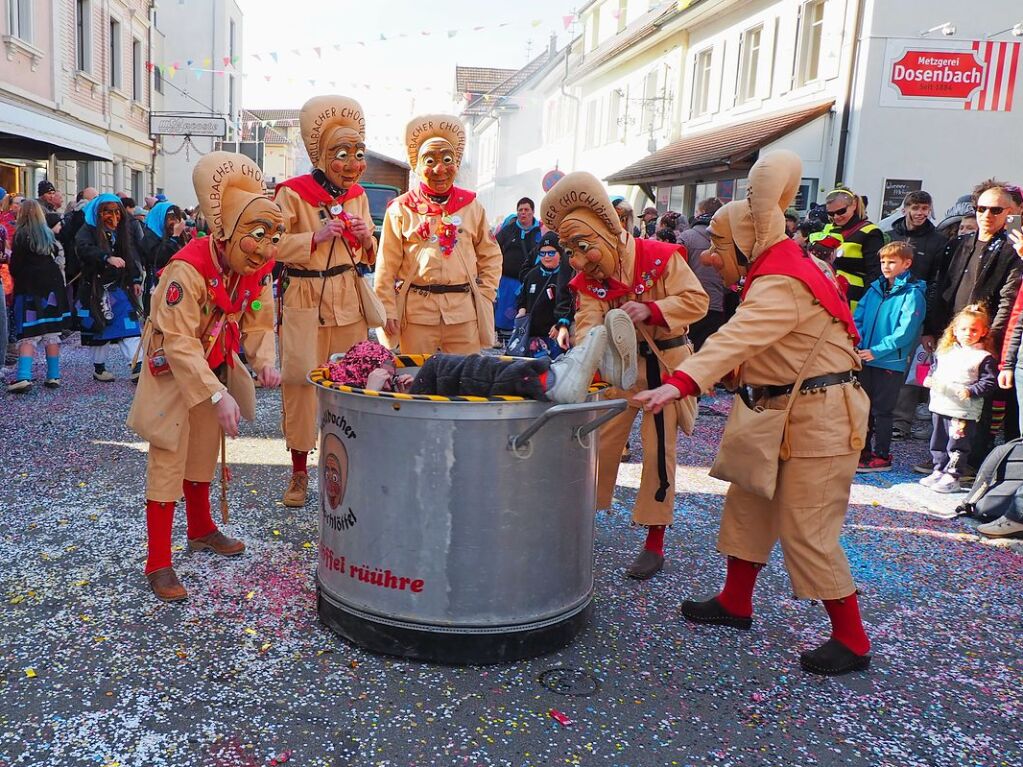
[743,237,859,342]
[275,174,365,209]
[568,238,683,302]
[167,237,276,370]
[400,182,476,217]
[275,174,364,250]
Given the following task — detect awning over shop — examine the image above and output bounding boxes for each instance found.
[605,101,835,191]
[0,101,113,161]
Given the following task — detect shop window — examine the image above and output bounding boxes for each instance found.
[109,18,122,89]
[153,65,163,94]
[131,169,144,201]
[76,161,93,189]
[75,0,92,73]
[7,0,33,43]
[132,39,143,101]
[691,49,712,117]
[738,25,763,103]
[796,0,825,86]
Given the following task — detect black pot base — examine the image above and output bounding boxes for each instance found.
[317,587,592,665]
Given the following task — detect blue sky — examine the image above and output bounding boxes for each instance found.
[239,0,582,157]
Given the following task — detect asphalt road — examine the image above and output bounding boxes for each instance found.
[1,344,1020,767]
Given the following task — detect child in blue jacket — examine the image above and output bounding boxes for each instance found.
[853,241,927,472]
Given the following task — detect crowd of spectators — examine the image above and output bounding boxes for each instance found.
[0,180,201,391]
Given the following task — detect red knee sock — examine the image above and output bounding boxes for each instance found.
[291,449,308,474]
[145,500,176,574]
[823,592,871,656]
[643,525,665,556]
[716,557,762,618]
[183,480,217,540]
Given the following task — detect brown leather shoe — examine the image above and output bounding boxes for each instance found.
[283,471,309,507]
[188,530,245,556]
[625,548,664,580]
[147,567,187,602]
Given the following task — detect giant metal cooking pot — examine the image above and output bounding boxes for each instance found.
[310,363,626,664]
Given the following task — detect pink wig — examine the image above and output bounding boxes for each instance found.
[326,340,396,388]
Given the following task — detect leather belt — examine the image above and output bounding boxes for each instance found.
[759,371,857,398]
[410,283,471,294]
[638,334,690,356]
[288,264,352,279]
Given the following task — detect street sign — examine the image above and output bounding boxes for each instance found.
[149,114,227,137]
[542,169,565,192]
[880,178,923,218]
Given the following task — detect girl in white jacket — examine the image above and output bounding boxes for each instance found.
[922,303,999,493]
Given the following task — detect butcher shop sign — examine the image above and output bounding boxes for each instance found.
[881,39,1021,111]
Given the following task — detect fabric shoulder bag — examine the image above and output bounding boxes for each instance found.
[453,243,496,349]
[334,218,387,329]
[708,322,830,500]
[635,323,697,436]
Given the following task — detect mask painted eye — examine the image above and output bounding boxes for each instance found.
[424,157,436,167]
[334,149,349,161]
[354,150,365,161]
[249,227,266,240]
[578,242,590,252]
[442,155,454,165]
[270,232,282,244]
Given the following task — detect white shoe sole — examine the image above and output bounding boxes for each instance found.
[604,309,637,390]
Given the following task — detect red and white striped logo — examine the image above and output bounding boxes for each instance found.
[965,40,1021,111]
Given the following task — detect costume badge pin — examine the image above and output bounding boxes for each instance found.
[451,216,462,226]
[330,204,344,216]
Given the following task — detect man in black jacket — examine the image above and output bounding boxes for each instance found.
[495,197,543,342]
[922,182,1023,468]
[885,190,953,438]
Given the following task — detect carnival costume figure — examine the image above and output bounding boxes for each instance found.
[127,152,283,602]
[540,173,709,580]
[275,95,378,508]
[374,114,502,355]
[634,151,873,676]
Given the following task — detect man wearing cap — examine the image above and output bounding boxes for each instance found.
[273,95,377,508]
[634,151,873,676]
[127,151,284,602]
[541,172,708,580]
[374,114,502,355]
[639,207,659,239]
[37,180,64,230]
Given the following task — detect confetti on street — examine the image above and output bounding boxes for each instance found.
[1,345,1020,766]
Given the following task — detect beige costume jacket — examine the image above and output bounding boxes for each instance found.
[126,259,275,450]
[374,197,501,326]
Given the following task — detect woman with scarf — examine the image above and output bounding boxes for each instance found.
[74,193,144,382]
[139,201,187,315]
[514,231,574,358]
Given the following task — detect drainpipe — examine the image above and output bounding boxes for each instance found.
[834,0,864,186]
[560,43,581,170]
[148,1,156,195]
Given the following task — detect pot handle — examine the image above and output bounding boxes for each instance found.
[509,399,628,458]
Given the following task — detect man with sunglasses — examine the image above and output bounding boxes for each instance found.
[821,187,884,309]
[922,180,1023,473]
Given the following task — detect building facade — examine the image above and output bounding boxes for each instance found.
[1,0,158,201]
[464,0,1023,224]
[154,0,242,203]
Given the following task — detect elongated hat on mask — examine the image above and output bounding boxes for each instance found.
[300,95,366,170]
[747,149,802,259]
[540,171,624,251]
[405,114,466,168]
[192,151,268,241]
